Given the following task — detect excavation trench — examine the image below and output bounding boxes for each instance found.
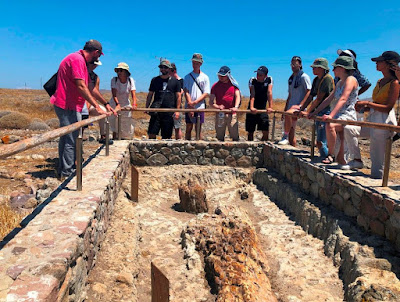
[85,165,400,302]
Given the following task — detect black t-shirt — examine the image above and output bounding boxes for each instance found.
[248,77,271,109]
[88,70,98,90]
[149,76,181,108]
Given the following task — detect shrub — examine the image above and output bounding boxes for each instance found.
[0,111,11,118]
[46,118,59,128]
[0,112,31,129]
[40,103,54,112]
[28,118,50,131]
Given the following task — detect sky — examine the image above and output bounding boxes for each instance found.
[1,1,400,99]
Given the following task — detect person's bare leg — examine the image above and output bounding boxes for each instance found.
[194,123,203,140]
[337,127,346,164]
[185,124,193,140]
[289,126,296,147]
[326,122,337,157]
[261,131,268,141]
[175,128,182,140]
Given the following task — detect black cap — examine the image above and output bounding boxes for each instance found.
[217,66,231,76]
[255,66,268,75]
[83,39,104,55]
[371,51,400,63]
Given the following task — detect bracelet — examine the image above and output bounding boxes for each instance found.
[104,102,110,106]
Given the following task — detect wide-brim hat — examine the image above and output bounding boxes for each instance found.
[158,59,172,69]
[94,60,102,66]
[191,53,203,63]
[371,51,400,63]
[332,56,355,70]
[311,58,329,70]
[114,62,130,75]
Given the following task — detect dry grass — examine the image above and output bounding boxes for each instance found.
[0,203,23,239]
[0,89,57,122]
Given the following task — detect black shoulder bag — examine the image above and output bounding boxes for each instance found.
[43,72,58,97]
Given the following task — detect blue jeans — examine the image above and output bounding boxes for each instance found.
[316,108,329,158]
[54,106,82,177]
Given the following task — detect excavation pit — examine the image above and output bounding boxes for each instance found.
[1,140,400,302]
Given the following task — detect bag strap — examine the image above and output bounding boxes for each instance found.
[190,72,204,94]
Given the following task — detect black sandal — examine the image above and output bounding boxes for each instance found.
[322,154,335,164]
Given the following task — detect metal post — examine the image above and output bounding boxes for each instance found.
[271,113,276,141]
[131,165,139,202]
[117,112,122,140]
[105,117,110,156]
[311,121,316,159]
[195,115,201,140]
[76,128,83,191]
[382,137,393,187]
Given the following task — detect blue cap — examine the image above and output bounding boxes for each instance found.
[217,66,230,76]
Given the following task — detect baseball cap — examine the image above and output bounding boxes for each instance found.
[371,51,400,63]
[84,39,104,55]
[217,66,231,76]
[337,49,356,60]
[255,66,268,75]
[310,58,329,70]
[191,53,203,63]
[158,59,172,69]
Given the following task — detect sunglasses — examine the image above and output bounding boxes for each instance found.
[116,69,125,73]
[159,66,169,69]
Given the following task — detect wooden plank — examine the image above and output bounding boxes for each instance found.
[131,165,139,202]
[151,262,169,302]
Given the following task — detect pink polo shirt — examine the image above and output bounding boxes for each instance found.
[50,50,88,112]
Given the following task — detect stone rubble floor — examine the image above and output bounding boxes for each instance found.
[85,166,344,302]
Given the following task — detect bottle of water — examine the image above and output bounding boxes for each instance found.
[357,108,364,122]
[217,112,225,128]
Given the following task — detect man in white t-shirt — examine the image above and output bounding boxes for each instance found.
[183,53,210,140]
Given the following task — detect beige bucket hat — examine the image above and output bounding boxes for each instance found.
[114,62,130,75]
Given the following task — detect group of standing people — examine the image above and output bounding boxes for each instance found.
[145,53,274,142]
[50,39,400,181]
[279,50,400,179]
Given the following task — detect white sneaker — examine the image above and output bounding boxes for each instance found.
[278,137,289,145]
[348,160,364,170]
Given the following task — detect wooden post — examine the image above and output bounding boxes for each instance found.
[311,121,316,159]
[382,137,393,187]
[105,117,110,156]
[117,112,122,140]
[76,128,83,191]
[271,113,276,141]
[195,115,201,140]
[131,165,138,202]
[151,262,169,302]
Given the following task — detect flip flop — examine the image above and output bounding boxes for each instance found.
[322,154,335,164]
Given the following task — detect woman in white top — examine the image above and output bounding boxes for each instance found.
[109,62,137,139]
[309,56,358,167]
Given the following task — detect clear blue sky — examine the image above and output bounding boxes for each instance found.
[1,1,400,99]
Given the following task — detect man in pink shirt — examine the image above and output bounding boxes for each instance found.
[50,39,113,179]
[209,66,241,141]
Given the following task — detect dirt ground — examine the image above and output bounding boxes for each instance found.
[85,166,344,302]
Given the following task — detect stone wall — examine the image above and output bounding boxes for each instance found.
[130,140,264,167]
[0,141,131,301]
[263,143,400,251]
[253,168,400,301]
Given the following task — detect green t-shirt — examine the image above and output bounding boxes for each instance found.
[310,74,334,103]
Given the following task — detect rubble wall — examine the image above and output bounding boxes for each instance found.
[0,141,131,301]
